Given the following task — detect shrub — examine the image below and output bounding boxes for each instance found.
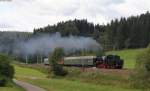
[0,76,7,87]
[53,65,68,76]
[49,48,67,76]
[0,54,14,86]
[131,45,150,89]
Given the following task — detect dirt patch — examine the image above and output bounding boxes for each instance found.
[80,67,133,78]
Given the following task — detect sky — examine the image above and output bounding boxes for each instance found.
[0,0,150,32]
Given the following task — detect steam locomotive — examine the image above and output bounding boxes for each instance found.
[94,55,124,69]
[44,55,124,69]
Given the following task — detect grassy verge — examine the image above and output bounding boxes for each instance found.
[63,67,131,87]
[13,62,49,74]
[22,78,141,91]
[15,65,143,91]
[14,65,47,79]
[0,82,25,91]
[106,48,145,69]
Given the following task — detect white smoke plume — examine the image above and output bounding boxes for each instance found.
[13,33,101,57]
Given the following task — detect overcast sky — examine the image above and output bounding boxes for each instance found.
[0,0,149,32]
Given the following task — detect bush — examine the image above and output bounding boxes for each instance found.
[0,54,14,86]
[0,76,6,87]
[49,48,68,76]
[53,65,68,76]
[131,45,150,89]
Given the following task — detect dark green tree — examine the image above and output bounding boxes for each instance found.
[49,48,67,76]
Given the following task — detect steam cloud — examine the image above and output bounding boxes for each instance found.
[12,33,101,57]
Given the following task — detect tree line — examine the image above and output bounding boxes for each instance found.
[34,11,150,50]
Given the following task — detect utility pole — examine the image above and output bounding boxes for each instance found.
[40,54,43,64]
[37,55,38,64]
[25,55,28,64]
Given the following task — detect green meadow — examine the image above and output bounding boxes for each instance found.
[107,48,145,69]
[14,64,142,91]
[0,82,25,91]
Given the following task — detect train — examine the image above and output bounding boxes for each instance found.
[44,55,124,69]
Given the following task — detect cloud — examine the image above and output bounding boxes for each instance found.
[0,0,149,32]
[113,0,150,17]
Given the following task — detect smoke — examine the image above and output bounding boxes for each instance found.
[12,33,101,57]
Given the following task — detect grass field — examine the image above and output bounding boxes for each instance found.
[14,65,47,79]
[15,65,143,91]
[22,78,141,91]
[106,48,145,69]
[0,82,25,91]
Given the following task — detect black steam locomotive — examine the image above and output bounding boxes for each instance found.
[94,55,124,69]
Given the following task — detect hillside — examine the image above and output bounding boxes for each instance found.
[106,48,145,69]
